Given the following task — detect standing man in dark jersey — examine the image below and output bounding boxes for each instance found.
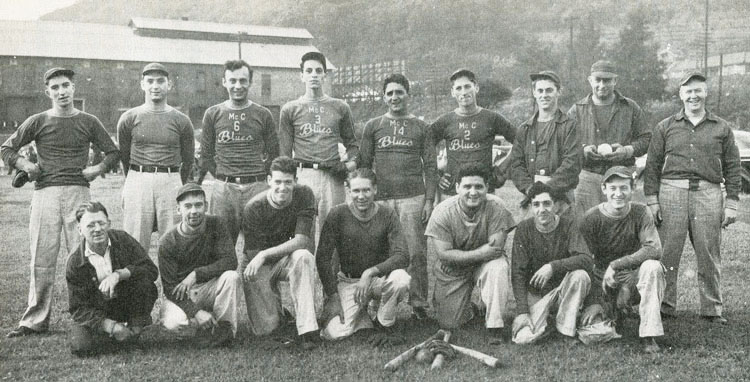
[279,51,358,242]
[118,63,195,251]
[3,68,119,337]
[198,60,279,246]
[359,73,437,320]
[430,69,515,202]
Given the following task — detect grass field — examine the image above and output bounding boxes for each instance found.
[1,174,749,381]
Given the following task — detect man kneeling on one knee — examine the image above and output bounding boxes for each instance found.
[511,182,591,344]
[425,163,516,342]
[316,169,410,346]
[576,166,665,353]
[66,201,158,356]
[242,156,319,349]
[158,183,241,348]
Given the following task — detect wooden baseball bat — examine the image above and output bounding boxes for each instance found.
[384,330,446,371]
[450,344,502,368]
[430,330,451,370]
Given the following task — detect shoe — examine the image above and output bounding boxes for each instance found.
[701,316,728,325]
[201,321,233,348]
[368,320,405,348]
[11,170,29,188]
[6,326,42,338]
[488,327,506,345]
[642,337,661,354]
[299,331,319,350]
[660,311,677,320]
[411,307,429,321]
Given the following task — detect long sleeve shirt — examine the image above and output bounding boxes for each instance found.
[316,203,408,297]
[510,109,581,194]
[117,105,195,183]
[643,109,742,204]
[198,101,279,177]
[242,185,317,258]
[158,216,237,317]
[567,91,650,174]
[429,108,515,195]
[66,230,158,329]
[278,95,358,164]
[574,203,661,307]
[358,114,438,201]
[511,215,592,314]
[1,110,119,189]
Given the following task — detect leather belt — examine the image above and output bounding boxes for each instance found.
[129,164,180,173]
[217,174,265,184]
[297,161,323,169]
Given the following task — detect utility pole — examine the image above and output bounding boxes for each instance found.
[717,53,723,114]
[238,31,248,59]
[704,0,709,73]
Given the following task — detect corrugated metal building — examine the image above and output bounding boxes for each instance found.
[0,17,333,133]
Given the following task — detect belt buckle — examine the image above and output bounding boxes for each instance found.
[313,163,319,169]
[235,177,242,183]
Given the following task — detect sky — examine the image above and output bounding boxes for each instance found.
[0,0,78,20]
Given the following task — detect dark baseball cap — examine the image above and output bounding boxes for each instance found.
[679,71,707,87]
[142,62,169,77]
[590,60,617,78]
[602,166,635,184]
[530,70,562,88]
[450,68,476,83]
[176,182,205,202]
[44,67,75,82]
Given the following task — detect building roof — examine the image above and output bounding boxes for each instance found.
[129,17,313,40]
[0,19,329,69]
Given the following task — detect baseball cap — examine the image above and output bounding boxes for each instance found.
[530,70,562,88]
[142,62,169,77]
[590,60,617,78]
[176,182,205,202]
[44,67,75,82]
[601,166,635,184]
[679,71,707,87]
[450,68,476,83]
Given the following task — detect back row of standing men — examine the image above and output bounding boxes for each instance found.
[2,52,740,354]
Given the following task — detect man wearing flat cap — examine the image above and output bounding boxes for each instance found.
[576,166,665,353]
[510,71,580,211]
[117,63,195,252]
[158,183,241,348]
[2,68,119,338]
[643,72,740,324]
[430,69,516,202]
[568,60,651,216]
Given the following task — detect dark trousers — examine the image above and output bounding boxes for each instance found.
[69,279,157,356]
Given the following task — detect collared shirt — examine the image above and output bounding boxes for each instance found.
[510,109,581,193]
[567,91,650,174]
[84,239,113,282]
[643,109,742,202]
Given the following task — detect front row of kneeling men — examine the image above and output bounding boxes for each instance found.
[66,157,665,356]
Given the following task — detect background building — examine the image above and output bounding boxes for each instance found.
[0,17,333,135]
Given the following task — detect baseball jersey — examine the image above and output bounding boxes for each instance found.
[117,105,194,171]
[359,114,437,200]
[0,110,118,189]
[199,100,279,177]
[430,108,515,193]
[278,95,358,163]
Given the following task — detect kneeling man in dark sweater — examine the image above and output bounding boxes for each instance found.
[511,182,592,344]
[66,201,158,356]
[158,183,241,348]
[317,168,410,346]
[577,166,665,353]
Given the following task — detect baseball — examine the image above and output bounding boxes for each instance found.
[415,348,434,363]
[597,143,613,155]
